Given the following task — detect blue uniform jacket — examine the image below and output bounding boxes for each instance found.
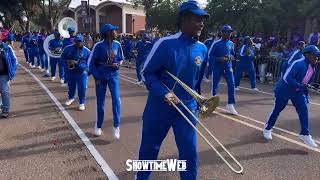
[208,39,235,69]
[61,44,91,72]
[276,58,313,99]
[136,40,152,64]
[141,32,207,110]
[204,38,214,49]
[37,34,46,54]
[8,32,14,42]
[62,37,74,48]
[29,36,39,53]
[49,38,63,57]
[238,45,255,65]
[281,50,303,74]
[1,42,17,80]
[20,35,31,50]
[88,40,124,80]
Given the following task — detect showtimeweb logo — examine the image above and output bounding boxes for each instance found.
[126,159,187,172]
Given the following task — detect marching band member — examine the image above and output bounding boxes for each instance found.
[37,28,50,75]
[263,45,320,148]
[88,24,124,138]
[48,31,64,82]
[281,41,305,75]
[61,34,90,111]
[203,32,216,82]
[0,36,17,118]
[20,32,31,64]
[234,36,258,91]
[136,1,208,179]
[208,24,238,115]
[135,33,152,85]
[62,27,76,86]
[29,34,39,68]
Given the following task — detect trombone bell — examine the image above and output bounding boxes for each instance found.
[200,96,220,117]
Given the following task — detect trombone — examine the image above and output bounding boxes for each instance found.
[163,70,244,175]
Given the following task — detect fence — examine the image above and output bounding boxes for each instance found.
[244,56,320,90]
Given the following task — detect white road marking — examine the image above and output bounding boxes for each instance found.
[119,73,320,152]
[20,64,119,180]
[221,82,320,106]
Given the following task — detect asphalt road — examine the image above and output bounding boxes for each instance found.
[3,48,320,180]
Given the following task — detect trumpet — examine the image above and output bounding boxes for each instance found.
[163,70,244,174]
[67,59,78,70]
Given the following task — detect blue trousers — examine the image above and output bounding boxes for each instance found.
[0,75,10,113]
[205,62,213,79]
[95,76,120,128]
[29,50,39,66]
[212,67,236,104]
[265,93,309,135]
[50,57,64,80]
[235,62,256,88]
[68,71,88,104]
[136,62,143,82]
[23,49,29,62]
[64,66,69,84]
[137,105,198,180]
[38,52,49,70]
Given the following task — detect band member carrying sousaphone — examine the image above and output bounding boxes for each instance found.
[88,23,124,138]
[61,34,91,111]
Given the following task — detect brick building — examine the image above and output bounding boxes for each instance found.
[63,0,146,34]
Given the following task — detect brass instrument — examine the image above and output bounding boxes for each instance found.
[51,47,63,57]
[43,17,78,58]
[67,59,78,70]
[163,70,244,174]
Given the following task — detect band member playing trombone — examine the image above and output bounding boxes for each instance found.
[88,24,124,139]
[263,45,320,148]
[136,1,209,179]
[61,34,90,111]
[208,25,238,115]
[48,31,64,82]
[234,36,258,91]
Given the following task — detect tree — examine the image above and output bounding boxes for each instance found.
[133,0,183,32]
[0,0,71,31]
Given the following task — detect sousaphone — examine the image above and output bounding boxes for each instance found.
[43,17,78,58]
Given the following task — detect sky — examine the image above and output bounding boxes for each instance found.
[197,0,208,5]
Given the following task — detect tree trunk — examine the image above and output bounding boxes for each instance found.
[26,20,30,32]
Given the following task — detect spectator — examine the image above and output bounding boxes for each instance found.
[0,33,17,118]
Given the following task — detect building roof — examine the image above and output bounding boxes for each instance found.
[69,0,133,9]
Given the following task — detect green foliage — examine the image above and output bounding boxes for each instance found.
[206,0,319,36]
[0,0,71,31]
[133,0,183,32]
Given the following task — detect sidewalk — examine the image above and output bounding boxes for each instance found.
[0,50,105,180]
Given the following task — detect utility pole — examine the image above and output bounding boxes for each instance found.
[88,0,91,32]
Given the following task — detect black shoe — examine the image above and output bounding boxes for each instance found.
[1,112,9,118]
